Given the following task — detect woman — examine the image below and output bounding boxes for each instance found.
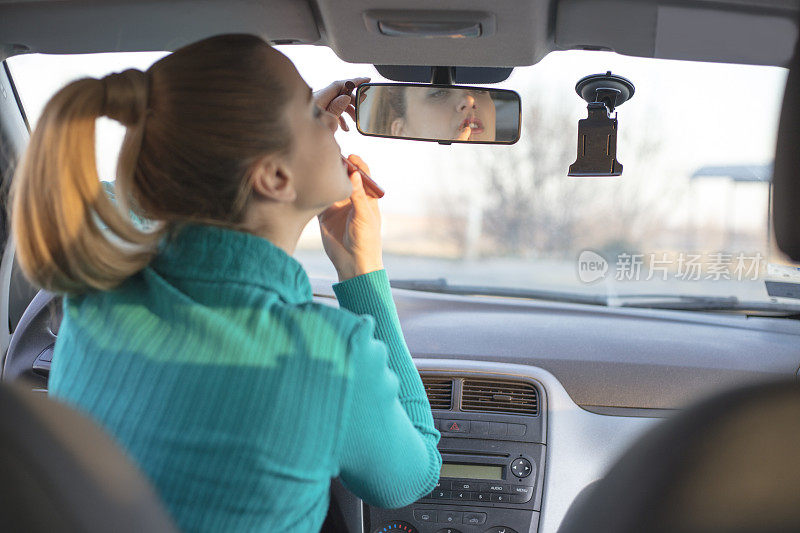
[10,34,441,532]
[365,84,497,141]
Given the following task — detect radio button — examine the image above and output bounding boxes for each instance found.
[480,483,506,492]
[442,420,470,433]
[454,481,477,491]
[510,494,532,504]
[488,422,507,436]
[439,511,463,524]
[414,510,437,522]
[431,490,451,499]
[510,458,533,478]
[507,423,526,437]
[490,493,510,503]
[462,512,487,525]
[509,485,534,498]
[474,492,491,502]
[453,491,472,500]
[470,421,489,435]
[435,480,452,490]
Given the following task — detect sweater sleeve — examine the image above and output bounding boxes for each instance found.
[333,269,442,508]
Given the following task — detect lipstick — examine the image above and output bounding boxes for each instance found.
[339,81,356,97]
[341,155,385,198]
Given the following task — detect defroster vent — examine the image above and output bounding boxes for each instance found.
[422,377,453,410]
[461,379,539,416]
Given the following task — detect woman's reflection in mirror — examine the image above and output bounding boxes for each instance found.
[365,86,497,141]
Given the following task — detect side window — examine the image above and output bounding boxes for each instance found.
[7,51,168,183]
[1,61,35,340]
[3,52,166,337]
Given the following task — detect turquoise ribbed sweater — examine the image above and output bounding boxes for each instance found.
[48,223,442,532]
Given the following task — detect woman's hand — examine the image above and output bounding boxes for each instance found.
[318,155,383,281]
[313,77,370,132]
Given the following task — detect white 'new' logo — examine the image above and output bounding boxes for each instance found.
[577,250,608,283]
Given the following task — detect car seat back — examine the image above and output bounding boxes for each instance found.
[0,383,177,532]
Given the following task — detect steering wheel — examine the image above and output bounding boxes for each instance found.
[2,289,355,533]
[2,289,58,389]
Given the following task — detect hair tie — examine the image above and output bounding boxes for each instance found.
[101,69,150,127]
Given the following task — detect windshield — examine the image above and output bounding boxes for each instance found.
[8,46,800,310]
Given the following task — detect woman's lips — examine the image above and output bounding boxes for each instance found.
[458,116,485,135]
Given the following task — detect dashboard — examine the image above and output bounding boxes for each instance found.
[312,279,800,533]
[4,276,800,533]
[369,368,546,533]
[348,359,659,533]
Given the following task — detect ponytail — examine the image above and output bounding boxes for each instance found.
[10,69,165,294]
[12,34,295,294]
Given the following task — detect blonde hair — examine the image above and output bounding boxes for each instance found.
[10,34,292,294]
[366,85,406,136]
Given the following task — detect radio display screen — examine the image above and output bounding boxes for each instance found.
[440,462,503,480]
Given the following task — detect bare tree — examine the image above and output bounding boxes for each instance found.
[430,95,683,260]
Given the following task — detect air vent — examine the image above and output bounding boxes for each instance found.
[461,379,538,416]
[422,377,453,410]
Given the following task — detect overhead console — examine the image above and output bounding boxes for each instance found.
[364,371,546,533]
[316,0,798,69]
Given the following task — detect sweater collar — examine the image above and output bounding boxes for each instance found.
[151,223,313,304]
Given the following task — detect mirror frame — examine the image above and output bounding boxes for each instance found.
[354,82,522,145]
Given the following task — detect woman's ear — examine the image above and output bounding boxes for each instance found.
[390,117,405,137]
[249,155,297,203]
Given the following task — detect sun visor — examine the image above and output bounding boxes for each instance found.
[0,0,320,56]
[374,65,513,84]
[773,18,800,261]
[555,0,798,67]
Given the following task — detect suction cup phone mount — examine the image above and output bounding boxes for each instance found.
[568,71,635,177]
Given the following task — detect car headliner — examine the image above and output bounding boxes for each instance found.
[0,0,797,68]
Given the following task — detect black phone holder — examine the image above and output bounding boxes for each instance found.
[568,71,635,177]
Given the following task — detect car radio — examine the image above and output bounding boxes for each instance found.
[364,376,546,533]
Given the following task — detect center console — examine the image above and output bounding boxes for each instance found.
[364,372,546,533]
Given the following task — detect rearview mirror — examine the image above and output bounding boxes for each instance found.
[355,83,521,144]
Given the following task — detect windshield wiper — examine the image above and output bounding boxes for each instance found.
[611,293,737,309]
[389,278,608,306]
[612,293,800,315]
[389,279,800,317]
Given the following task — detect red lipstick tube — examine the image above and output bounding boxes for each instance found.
[342,156,385,198]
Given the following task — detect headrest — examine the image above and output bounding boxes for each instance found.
[0,383,177,532]
[773,17,800,261]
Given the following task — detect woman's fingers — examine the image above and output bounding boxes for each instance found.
[457,126,472,141]
[346,155,378,213]
[313,77,371,111]
[348,77,371,91]
[347,154,371,176]
[345,104,357,123]
[333,104,357,132]
[346,171,373,217]
[327,94,351,117]
[324,89,364,132]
